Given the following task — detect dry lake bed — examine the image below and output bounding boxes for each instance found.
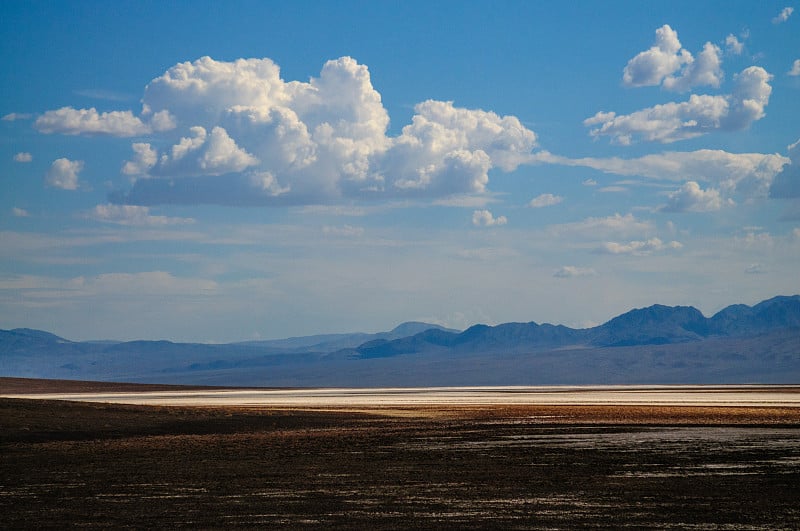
[2,378,799,529]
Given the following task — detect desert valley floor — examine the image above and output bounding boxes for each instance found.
[2,378,799,529]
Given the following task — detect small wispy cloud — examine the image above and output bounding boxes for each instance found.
[596,237,682,255]
[322,224,365,237]
[772,6,794,24]
[472,209,507,227]
[13,152,32,163]
[553,266,597,278]
[528,193,563,208]
[74,88,136,102]
[434,195,498,208]
[1,112,32,121]
[744,263,766,274]
[87,204,194,226]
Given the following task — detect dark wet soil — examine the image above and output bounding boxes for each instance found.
[2,397,799,529]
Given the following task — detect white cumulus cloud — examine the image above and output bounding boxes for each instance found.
[46,158,83,190]
[121,143,158,175]
[789,60,800,76]
[528,193,563,208]
[535,149,789,199]
[35,107,175,136]
[13,152,32,163]
[660,181,733,212]
[61,55,540,206]
[152,126,259,177]
[597,237,682,255]
[472,209,508,227]
[622,25,722,92]
[586,66,772,144]
[663,42,723,93]
[725,34,744,55]
[623,25,688,87]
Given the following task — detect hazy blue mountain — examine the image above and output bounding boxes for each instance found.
[1,296,798,386]
[590,304,708,346]
[708,295,800,335]
[234,321,457,352]
[348,296,800,359]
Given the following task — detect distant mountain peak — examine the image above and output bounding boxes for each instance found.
[7,328,68,343]
[387,321,457,339]
[2,295,798,386]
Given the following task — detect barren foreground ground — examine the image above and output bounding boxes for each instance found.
[2,379,800,529]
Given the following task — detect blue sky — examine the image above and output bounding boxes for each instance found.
[2,1,799,342]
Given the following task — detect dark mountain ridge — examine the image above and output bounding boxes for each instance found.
[349,295,800,359]
[1,296,798,386]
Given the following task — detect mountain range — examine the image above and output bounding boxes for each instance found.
[1,296,798,386]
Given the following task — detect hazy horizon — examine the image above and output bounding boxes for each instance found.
[2,2,799,342]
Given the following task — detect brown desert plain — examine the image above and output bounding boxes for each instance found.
[2,377,800,529]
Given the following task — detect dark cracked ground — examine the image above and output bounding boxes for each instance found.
[1,385,800,529]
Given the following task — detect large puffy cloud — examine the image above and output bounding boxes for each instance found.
[622,25,722,92]
[379,100,535,196]
[586,66,772,144]
[585,94,728,144]
[46,158,83,190]
[108,56,537,205]
[141,56,298,127]
[660,181,732,212]
[150,126,259,177]
[724,66,773,128]
[623,25,687,87]
[35,107,175,136]
[535,149,789,198]
[663,42,723,93]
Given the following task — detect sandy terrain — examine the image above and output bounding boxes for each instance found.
[2,378,799,528]
[4,378,800,410]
